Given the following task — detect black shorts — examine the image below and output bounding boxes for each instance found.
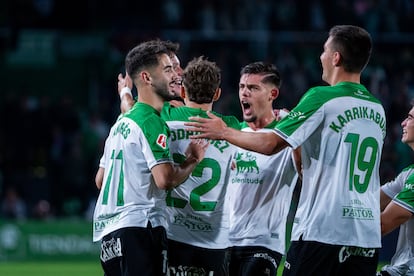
[168,239,230,276]
[229,245,282,276]
[100,224,168,276]
[282,239,379,276]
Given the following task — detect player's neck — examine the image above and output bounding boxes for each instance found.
[137,91,165,112]
[247,111,275,130]
[185,101,213,111]
[330,70,361,86]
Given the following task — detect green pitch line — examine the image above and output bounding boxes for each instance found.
[0,261,102,276]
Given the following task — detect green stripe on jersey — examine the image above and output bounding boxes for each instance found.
[402,164,414,172]
[275,82,384,137]
[124,102,171,161]
[161,102,241,130]
[239,119,278,130]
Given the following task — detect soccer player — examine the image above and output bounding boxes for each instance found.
[377,103,414,276]
[163,56,240,276]
[92,40,208,276]
[185,25,385,275]
[227,62,299,276]
[118,56,240,275]
[95,40,184,190]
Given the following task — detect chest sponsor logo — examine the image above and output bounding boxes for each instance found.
[235,152,259,175]
[342,206,374,220]
[94,213,121,232]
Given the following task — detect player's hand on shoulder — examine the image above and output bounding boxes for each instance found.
[185,111,228,140]
[274,108,289,121]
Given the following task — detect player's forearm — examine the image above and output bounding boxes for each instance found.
[379,190,391,211]
[381,215,403,236]
[95,167,104,189]
[173,156,200,186]
[120,92,135,114]
[159,158,200,190]
[381,203,412,236]
[223,128,281,155]
[152,157,200,190]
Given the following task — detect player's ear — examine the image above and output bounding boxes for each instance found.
[213,88,221,102]
[180,85,186,99]
[270,88,279,100]
[141,72,151,83]
[333,51,341,67]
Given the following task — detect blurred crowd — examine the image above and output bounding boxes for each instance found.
[0,0,414,220]
[3,0,413,32]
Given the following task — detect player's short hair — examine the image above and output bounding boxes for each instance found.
[125,39,169,79]
[328,25,372,73]
[240,61,282,89]
[162,40,180,56]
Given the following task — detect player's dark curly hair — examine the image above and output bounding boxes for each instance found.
[182,56,221,104]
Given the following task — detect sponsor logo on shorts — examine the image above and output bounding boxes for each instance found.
[284,261,291,270]
[253,253,277,269]
[100,237,122,262]
[168,265,213,276]
[338,246,376,263]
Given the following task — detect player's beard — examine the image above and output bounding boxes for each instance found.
[152,81,175,101]
[169,93,183,102]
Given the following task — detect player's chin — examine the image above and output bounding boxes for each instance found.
[243,114,255,123]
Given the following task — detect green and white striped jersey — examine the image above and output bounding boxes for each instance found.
[93,102,172,242]
[274,82,386,248]
[161,103,240,249]
[228,120,299,254]
[381,164,414,275]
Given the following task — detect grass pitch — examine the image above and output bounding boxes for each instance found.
[0,261,102,276]
[0,260,386,276]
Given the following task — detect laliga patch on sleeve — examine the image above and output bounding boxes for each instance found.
[156,134,167,149]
